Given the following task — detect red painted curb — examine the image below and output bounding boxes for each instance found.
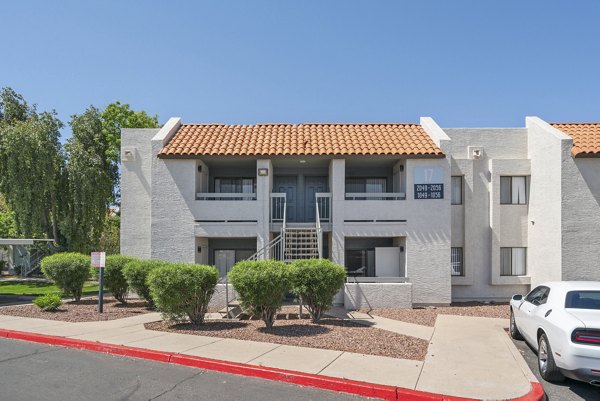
[171,353,397,401]
[1,329,171,363]
[0,328,545,401]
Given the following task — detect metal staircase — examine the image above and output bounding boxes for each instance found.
[222,194,325,318]
[283,228,319,262]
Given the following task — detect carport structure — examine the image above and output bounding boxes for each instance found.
[0,239,55,277]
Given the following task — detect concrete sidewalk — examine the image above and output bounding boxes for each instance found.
[416,315,535,399]
[0,312,538,400]
[326,307,434,340]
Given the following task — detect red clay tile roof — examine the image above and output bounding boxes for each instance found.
[160,123,443,157]
[551,123,600,157]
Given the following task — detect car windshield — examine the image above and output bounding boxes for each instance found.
[565,291,600,310]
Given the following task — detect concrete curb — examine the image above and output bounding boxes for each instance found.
[0,328,545,401]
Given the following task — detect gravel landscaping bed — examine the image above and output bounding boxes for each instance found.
[365,303,510,327]
[145,311,428,360]
[0,297,151,322]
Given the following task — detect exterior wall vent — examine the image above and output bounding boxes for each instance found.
[122,148,135,161]
[468,146,483,160]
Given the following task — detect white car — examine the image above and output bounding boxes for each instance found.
[510,281,600,386]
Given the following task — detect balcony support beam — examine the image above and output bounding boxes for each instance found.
[256,159,273,258]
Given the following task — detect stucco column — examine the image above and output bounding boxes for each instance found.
[256,159,273,258]
[330,159,345,266]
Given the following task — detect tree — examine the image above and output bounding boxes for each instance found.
[0,89,64,241]
[101,101,159,203]
[0,87,32,125]
[98,211,120,254]
[0,87,159,252]
[62,107,114,253]
[0,194,17,238]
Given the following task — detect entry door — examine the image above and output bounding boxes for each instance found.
[305,176,328,222]
[214,250,235,278]
[274,176,297,222]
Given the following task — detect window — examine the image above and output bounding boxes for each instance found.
[214,178,256,193]
[451,247,464,276]
[345,178,387,193]
[500,176,527,204]
[451,176,463,205]
[525,286,550,305]
[345,249,375,277]
[565,291,600,310]
[500,247,527,276]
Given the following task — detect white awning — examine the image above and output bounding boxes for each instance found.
[0,239,53,246]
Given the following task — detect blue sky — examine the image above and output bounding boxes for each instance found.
[1,0,599,136]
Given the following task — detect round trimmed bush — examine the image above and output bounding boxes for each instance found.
[290,259,346,322]
[122,259,165,306]
[41,253,90,301]
[103,255,138,304]
[147,263,219,324]
[33,293,63,311]
[228,260,290,328]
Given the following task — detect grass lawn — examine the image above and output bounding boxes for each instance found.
[0,281,99,296]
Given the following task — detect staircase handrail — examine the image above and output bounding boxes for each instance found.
[315,196,323,258]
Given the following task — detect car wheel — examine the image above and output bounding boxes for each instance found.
[538,333,565,382]
[509,309,523,340]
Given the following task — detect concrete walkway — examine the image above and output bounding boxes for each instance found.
[0,312,537,399]
[326,307,434,340]
[416,315,535,399]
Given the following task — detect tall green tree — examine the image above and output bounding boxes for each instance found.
[0,88,159,252]
[102,101,159,203]
[0,87,33,125]
[0,89,64,240]
[0,194,17,238]
[62,107,114,253]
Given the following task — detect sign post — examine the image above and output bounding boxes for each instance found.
[91,252,106,313]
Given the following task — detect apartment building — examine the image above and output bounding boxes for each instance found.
[120,117,600,308]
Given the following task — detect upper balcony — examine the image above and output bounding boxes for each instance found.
[344,159,407,222]
[192,159,259,223]
[194,192,258,222]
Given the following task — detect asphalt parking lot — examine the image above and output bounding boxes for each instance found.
[511,337,600,401]
[0,338,370,401]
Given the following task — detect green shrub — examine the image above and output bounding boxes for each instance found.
[290,259,346,322]
[33,293,63,311]
[41,253,90,301]
[228,260,290,328]
[122,259,165,306]
[103,255,138,304]
[148,263,218,324]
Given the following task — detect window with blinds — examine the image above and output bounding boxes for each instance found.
[500,176,527,204]
[451,176,463,205]
[451,247,464,276]
[214,178,256,193]
[345,177,387,193]
[500,247,527,276]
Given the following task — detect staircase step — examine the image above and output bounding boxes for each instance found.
[218,304,242,318]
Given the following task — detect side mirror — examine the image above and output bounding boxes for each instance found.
[512,294,523,301]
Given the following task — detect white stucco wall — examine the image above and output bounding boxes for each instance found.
[489,159,531,286]
[443,128,530,301]
[526,117,570,286]
[344,283,412,309]
[209,283,237,309]
[149,119,198,263]
[120,128,160,259]
[561,157,600,281]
